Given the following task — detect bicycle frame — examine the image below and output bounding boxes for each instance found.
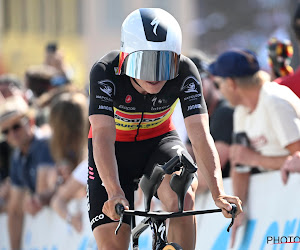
[115,154,237,250]
[115,206,236,250]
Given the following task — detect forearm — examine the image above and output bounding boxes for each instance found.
[37,189,56,206]
[51,194,70,221]
[192,133,225,200]
[8,211,24,250]
[251,154,287,170]
[92,129,123,198]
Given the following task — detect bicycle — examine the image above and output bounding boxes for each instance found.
[115,154,237,250]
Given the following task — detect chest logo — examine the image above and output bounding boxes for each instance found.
[151,96,157,106]
[125,95,132,103]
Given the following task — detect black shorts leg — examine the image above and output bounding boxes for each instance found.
[87,139,135,231]
[87,131,194,231]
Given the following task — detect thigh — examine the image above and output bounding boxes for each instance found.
[144,131,194,176]
[115,140,156,186]
[143,131,196,210]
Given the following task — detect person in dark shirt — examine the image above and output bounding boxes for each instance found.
[0,95,55,250]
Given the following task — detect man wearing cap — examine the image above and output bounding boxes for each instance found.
[0,95,55,250]
[0,74,25,214]
[208,49,300,247]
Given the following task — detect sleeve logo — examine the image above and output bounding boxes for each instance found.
[181,76,200,94]
[98,80,115,97]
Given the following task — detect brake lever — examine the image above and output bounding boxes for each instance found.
[227,204,237,232]
[115,203,125,235]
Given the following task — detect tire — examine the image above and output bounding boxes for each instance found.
[162,242,183,250]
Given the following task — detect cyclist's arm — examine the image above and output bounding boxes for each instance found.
[184,113,225,200]
[89,114,124,199]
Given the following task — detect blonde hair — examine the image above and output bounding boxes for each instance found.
[235,70,271,88]
[49,92,88,170]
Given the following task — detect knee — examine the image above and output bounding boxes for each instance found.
[183,189,195,210]
[163,193,180,212]
[163,189,195,212]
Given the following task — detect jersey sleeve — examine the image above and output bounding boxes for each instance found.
[89,61,115,117]
[178,57,207,118]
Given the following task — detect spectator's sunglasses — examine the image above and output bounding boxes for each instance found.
[2,117,28,135]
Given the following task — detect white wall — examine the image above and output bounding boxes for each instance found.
[1,171,300,249]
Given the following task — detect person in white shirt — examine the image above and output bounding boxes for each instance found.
[51,159,88,232]
[208,49,300,248]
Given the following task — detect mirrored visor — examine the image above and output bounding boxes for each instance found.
[122,51,180,81]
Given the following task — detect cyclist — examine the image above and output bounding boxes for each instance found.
[88,8,242,250]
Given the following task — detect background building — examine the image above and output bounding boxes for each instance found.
[0,0,297,87]
[0,0,197,88]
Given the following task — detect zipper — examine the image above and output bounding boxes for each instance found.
[135,95,147,141]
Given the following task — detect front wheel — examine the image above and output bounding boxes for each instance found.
[162,242,183,250]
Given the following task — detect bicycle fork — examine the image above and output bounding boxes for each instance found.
[131,217,168,250]
[150,218,168,250]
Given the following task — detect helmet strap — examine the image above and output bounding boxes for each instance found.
[131,77,148,95]
[133,78,142,88]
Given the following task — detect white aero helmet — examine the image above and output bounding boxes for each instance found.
[118,8,182,81]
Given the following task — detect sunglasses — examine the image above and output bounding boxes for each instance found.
[2,123,23,135]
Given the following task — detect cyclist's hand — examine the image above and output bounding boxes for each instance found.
[102,194,129,221]
[230,211,247,248]
[214,194,243,218]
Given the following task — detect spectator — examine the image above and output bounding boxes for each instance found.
[273,3,300,98]
[0,74,25,213]
[25,64,59,98]
[281,151,300,184]
[208,49,300,247]
[24,64,72,136]
[50,159,88,232]
[267,37,294,81]
[44,42,74,85]
[49,92,89,232]
[0,131,10,213]
[48,91,88,172]
[0,74,24,99]
[0,95,55,250]
[0,140,10,213]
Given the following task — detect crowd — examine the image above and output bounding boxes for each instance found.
[0,4,300,250]
[0,43,89,249]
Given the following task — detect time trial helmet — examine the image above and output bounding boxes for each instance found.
[117,8,182,81]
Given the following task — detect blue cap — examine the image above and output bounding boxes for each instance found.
[208,49,260,77]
